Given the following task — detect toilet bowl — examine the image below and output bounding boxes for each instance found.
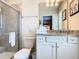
[14,49,31,59]
[14,36,35,59]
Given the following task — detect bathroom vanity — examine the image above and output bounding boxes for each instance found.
[36,31,79,59]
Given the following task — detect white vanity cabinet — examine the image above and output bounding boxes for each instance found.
[36,34,79,59]
[57,43,79,59]
[36,35,67,59]
[57,36,79,59]
[37,44,56,59]
[37,35,55,59]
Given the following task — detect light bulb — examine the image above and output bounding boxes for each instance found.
[55,2,58,6]
[46,3,49,7]
[51,3,54,6]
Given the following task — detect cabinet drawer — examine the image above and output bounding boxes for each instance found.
[46,36,67,43]
[68,36,79,44]
[37,36,46,43]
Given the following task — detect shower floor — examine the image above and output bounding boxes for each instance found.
[0,52,15,59]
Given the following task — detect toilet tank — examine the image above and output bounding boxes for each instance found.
[22,36,35,49]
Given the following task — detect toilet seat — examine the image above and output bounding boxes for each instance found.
[14,49,31,59]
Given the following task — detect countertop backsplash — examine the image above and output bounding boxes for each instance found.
[47,30,79,34]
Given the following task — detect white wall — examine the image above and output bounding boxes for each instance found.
[21,17,39,36]
[20,0,40,48]
[21,0,39,36]
[21,0,39,16]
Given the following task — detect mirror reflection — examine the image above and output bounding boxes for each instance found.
[39,0,68,30]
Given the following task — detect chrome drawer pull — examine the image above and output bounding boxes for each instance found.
[45,37,47,42]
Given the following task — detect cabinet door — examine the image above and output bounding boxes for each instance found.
[37,44,56,59]
[57,43,79,59]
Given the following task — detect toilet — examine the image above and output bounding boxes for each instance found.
[14,36,35,59]
[14,49,31,59]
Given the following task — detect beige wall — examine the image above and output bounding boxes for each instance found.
[59,0,79,30]
[68,0,79,30]
[59,0,68,30]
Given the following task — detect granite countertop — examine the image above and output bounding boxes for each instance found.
[36,30,79,36]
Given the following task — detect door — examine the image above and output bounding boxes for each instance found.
[57,43,79,59]
[37,44,56,59]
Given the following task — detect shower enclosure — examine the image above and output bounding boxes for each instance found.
[0,1,20,52]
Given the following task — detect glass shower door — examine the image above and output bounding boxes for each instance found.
[0,1,20,52]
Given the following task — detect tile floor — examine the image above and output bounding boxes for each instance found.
[0,52,15,59]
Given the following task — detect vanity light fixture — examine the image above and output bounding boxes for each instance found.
[46,0,50,7]
[46,0,60,7]
[51,0,54,6]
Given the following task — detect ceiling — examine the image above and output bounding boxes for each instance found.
[3,0,65,11]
